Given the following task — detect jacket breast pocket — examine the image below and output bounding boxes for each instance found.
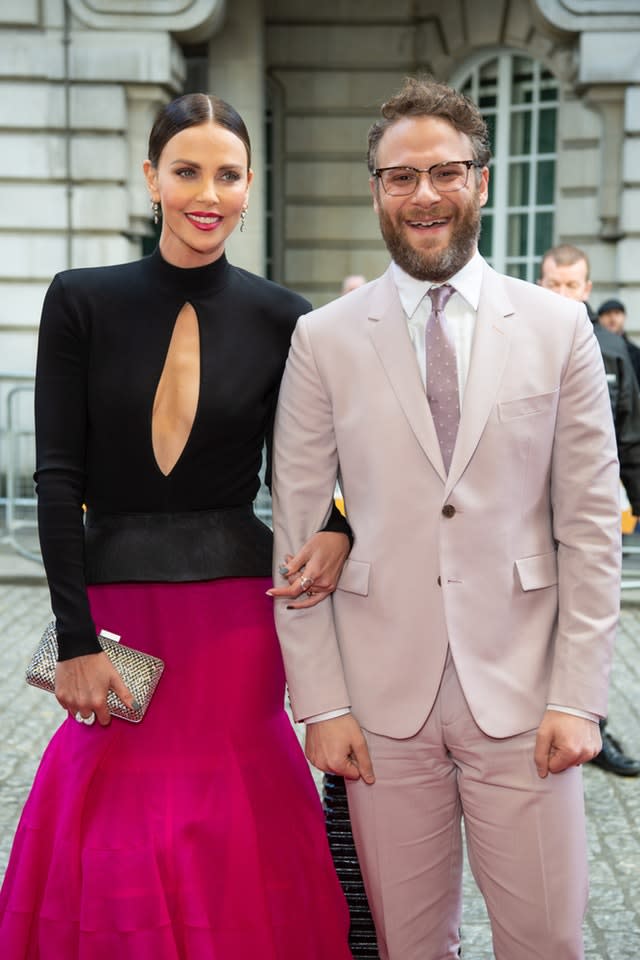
[515,551,558,591]
[498,389,559,422]
[336,558,370,596]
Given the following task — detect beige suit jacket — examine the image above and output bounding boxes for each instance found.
[272,260,621,739]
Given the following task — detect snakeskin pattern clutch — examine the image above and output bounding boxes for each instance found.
[26,621,165,723]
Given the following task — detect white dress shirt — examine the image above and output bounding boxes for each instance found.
[305,252,597,724]
[393,250,482,398]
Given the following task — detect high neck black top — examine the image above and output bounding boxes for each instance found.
[35,249,343,660]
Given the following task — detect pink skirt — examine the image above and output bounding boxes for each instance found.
[0,579,351,959]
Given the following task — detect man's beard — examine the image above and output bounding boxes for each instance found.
[378,196,482,282]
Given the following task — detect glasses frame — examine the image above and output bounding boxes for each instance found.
[373,160,484,196]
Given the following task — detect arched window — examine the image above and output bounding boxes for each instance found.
[457,53,558,282]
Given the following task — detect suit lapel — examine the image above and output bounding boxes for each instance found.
[367,268,447,483]
[445,264,513,496]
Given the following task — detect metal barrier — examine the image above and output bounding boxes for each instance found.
[0,374,273,563]
[0,373,41,563]
[621,541,640,590]
[2,371,638,587]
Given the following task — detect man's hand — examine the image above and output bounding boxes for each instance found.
[534,710,602,778]
[305,713,375,784]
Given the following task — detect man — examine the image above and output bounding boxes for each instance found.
[540,246,640,777]
[272,78,621,959]
[598,297,640,386]
[598,298,628,335]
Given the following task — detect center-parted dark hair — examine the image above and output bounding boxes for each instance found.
[148,93,251,168]
[367,76,491,174]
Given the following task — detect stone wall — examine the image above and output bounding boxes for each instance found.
[0,0,224,492]
[1,0,639,352]
[264,0,640,320]
[0,1,196,380]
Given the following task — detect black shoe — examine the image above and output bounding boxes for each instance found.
[589,731,640,776]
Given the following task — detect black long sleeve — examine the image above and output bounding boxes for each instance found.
[593,321,640,514]
[35,250,345,659]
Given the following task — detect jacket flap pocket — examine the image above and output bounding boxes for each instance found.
[515,551,558,591]
[336,558,370,596]
[499,390,558,421]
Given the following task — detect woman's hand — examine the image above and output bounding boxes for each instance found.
[55,652,133,727]
[267,531,351,609]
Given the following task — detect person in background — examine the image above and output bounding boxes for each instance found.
[272,77,621,959]
[598,298,640,387]
[0,92,353,959]
[540,245,640,778]
[341,274,367,295]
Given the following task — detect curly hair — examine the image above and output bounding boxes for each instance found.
[367,76,491,173]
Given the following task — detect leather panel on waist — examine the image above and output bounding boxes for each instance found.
[84,506,272,584]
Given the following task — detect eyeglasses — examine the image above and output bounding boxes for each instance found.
[374,160,483,196]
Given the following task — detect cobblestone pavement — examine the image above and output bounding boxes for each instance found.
[1,578,639,958]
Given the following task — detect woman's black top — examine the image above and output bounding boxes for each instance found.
[35,249,347,660]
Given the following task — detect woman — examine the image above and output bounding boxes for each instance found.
[0,93,352,959]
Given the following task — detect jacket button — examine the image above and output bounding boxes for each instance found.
[442,504,456,518]
[437,576,441,586]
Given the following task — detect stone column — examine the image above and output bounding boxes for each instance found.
[621,85,640,323]
[583,84,626,243]
[0,0,227,487]
[534,0,640,315]
[207,0,265,275]
[125,85,172,244]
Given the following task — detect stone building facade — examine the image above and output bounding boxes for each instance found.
[0,0,639,419]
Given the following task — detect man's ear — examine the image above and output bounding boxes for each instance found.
[369,177,380,215]
[478,166,489,208]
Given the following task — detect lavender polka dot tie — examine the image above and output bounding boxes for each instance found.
[426,284,458,472]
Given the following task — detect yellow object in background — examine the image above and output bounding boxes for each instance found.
[334,482,346,517]
[620,482,637,534]
[336,488,636,532]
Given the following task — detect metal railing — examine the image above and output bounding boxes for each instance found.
[621,539,640,590]
[0,373,274,563]
[2,370,639,591]
[0,373,41,563]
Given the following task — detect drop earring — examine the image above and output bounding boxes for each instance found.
[151,200,160,225]
[240,209,247,233]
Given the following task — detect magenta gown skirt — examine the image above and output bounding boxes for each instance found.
[0,578,352,959]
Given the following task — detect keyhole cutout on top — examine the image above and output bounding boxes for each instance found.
[152,302,200,477]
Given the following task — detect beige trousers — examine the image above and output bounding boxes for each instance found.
[346,652,588,960]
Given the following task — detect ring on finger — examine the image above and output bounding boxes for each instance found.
[299,575,314,591]
[74,710,96,726]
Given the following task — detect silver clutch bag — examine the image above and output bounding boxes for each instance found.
[26,620,165,723]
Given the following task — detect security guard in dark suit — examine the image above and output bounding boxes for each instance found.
[598,298,640,388]
[540,245,640,777]
[591,319,640,516]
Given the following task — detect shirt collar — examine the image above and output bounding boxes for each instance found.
[391,251,485,319]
